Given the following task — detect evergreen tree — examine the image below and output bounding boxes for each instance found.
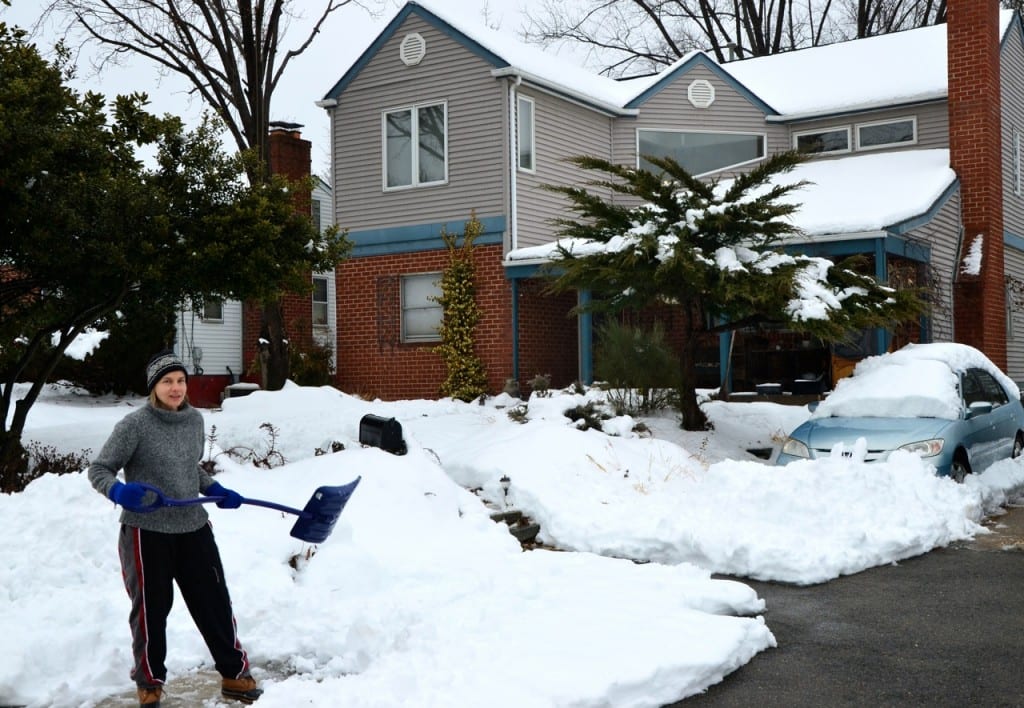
[0,24,348,491]
[544,152,923,430]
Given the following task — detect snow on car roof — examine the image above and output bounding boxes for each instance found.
[812,342,1020,420]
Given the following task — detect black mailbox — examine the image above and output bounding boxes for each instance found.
[359,414,407,455]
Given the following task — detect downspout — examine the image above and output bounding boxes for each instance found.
[508,74,522,384]
[507,74,522,251]
[874,238,890,353]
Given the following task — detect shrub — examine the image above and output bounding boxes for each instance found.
[594,320,679,415]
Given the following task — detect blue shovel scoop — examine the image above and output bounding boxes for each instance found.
[133,477,361,543]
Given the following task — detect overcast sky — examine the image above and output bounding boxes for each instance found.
[0,0,536,178]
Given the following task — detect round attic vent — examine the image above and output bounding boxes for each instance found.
[400,32,426,66]
[687,79,715,108]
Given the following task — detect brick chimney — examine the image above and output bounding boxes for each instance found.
[268,121,312,182]
[948,0,1006,367]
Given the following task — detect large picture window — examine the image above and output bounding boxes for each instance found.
[383,102,447,189]
[401,273,442,342]
[637,130,765,175]
[518,96,535,171]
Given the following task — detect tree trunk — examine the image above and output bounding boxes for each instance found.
[259,299,290,390]
[0,431,30,494]
[676,306,709,430]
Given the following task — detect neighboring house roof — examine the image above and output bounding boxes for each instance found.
[506,149,957,263]
[324,1,1014,122]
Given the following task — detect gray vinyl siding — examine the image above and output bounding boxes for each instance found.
[1002,22,1024,239]
[514,88,613,249]
[330,14,507,235]
[911,190,961,344]
[1006,245,1024,382]
[611,64,788,169]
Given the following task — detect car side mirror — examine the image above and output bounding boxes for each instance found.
[967,401,993,418]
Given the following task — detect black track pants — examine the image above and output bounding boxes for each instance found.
[118,523,251,688]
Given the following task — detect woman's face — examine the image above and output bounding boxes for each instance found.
[154,371,188,410]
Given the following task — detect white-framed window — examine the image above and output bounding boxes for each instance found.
[1013,130,1022,197]
[401,272,442,342]
[636,129,766,176]
[312,275,329,327]
[517,95,535,171]
[202,298,223,322]
[793,127,851,155]
[311,198,322,233]
[383,101,447,190]
[856,116,917,151]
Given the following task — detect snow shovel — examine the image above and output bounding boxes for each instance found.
[133,477,361,543]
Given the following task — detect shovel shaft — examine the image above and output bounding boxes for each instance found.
[134,483,310,518]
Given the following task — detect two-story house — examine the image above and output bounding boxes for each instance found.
[319,0,1024,399]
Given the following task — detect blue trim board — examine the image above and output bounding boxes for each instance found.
[578,290,593,384]
[625,52,778,115]
[1006,231,1024,252]
[323,3,509,101]
[348,215,506,257]
[886,179,960,235]
[784,234,930,263]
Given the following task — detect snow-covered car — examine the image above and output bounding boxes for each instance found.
[775,342,1024,480]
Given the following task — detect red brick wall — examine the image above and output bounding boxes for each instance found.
[516,278,579,391]
[334,244,517,400]
[949,0,1006,366]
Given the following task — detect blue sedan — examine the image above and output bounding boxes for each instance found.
[776,343,1024,480]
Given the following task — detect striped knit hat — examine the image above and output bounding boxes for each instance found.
[146,350,188,392]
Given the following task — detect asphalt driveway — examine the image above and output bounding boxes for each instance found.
[673,506,1024,707]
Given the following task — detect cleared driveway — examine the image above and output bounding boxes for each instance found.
[673,506,1024,707]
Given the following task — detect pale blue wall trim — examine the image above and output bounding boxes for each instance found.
[511,278,520,382]
[625,53,778,115]
[349,216,505,257]
[886,179,959,235]
[1005,231,1024,252]
[504,263,544,280]
[579,290,593,384]
[784,235,930,263]
[323,5,507,101]
[719,330,733,391]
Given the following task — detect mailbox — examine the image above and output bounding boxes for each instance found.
[359,414,407,455]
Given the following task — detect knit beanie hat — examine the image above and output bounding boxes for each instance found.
[146,350,188,392]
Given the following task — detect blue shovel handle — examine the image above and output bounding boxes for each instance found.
[133,482,310,518]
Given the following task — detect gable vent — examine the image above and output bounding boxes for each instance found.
[687,79,715,108]
[400,32,426,66]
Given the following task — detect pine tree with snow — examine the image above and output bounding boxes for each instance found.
[543,151,923,430]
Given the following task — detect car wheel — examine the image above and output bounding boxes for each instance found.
[1013,433,1024,459]
[950,453,971,483]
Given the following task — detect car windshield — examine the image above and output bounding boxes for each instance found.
[812,358,961,420]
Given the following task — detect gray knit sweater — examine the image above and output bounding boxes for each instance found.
[88,402,215,533]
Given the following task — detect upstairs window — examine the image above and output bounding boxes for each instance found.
[794,127,851,155]
[312,276,329,327]
[383,102,447,189]
[856,117,916,150]
[401,272,442,342]
[518,96,535,171]
[637,129,765,176]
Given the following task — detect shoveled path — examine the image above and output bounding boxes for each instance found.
[672,505,1024,707]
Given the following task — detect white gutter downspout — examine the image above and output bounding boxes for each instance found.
[508,74,522,251]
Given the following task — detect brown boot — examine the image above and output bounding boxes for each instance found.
[222,674,263,704]
[137,685,163,707]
